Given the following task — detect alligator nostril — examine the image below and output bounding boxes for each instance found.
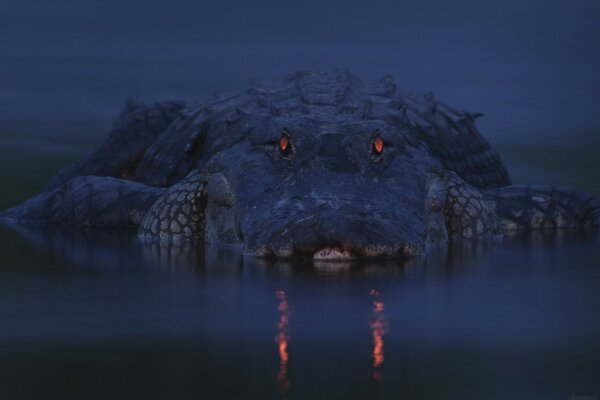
[313,248,353,260]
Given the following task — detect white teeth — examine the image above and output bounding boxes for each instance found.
[313,248,353,260]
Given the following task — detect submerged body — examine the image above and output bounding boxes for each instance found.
[1,70,599,259]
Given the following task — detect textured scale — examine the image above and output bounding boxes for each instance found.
[122,69,509,189]
[46,101,186,190]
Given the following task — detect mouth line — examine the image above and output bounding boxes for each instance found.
[246,244,409,261]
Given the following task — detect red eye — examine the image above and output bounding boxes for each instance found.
[373,136,384,154]
[279,134,289,152]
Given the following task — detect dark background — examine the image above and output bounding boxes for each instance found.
[2,0,599,210]
[2,0,599,140]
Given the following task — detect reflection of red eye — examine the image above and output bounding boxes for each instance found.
[373,136,384,154]
[279,134,289,152]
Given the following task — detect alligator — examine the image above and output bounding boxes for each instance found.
[1,69,599,259]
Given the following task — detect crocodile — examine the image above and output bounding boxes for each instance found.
[1,69,599,259]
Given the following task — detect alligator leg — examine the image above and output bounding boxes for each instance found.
[444,171,501,239]
[138,171,206,242]
[46,101,186,190]
[0,176,164,227]
[484,185,600,231]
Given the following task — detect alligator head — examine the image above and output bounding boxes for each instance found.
[139,116,451,259]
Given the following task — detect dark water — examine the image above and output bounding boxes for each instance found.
[1,223,599,399]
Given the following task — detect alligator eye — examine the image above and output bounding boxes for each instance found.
[279,133,290,152]
[373,135,384,154]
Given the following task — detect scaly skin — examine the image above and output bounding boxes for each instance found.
[1,69,598,259]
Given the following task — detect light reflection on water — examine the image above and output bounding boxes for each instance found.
[274,288,389,394]
[370,289,387,383]
[276,290,291,395]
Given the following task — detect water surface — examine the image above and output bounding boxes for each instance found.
[1,224,599,399]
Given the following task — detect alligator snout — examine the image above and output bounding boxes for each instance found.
[244,203,427,259]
